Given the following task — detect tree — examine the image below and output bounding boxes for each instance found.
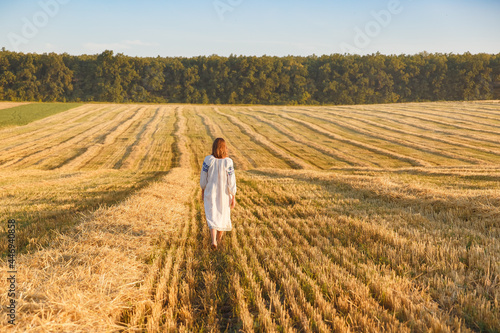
[0,50,497,105]
[13,53,39,101]
[38,53,73,101]
[0,51,16,100]
[93,50,127,102]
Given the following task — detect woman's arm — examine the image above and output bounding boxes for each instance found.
[227,161,237,196]
[200,158,209,190]
[230,194,236,209]
[227,159,237,209]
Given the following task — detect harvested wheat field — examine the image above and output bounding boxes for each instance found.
[0,101,499,332]
[0,103,30,111]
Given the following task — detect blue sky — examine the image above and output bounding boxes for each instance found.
[1,0,499,57]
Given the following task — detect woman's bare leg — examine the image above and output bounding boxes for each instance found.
[216,231,224,244]
[210,229,217,247]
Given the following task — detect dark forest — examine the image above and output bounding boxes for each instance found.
[1,49,499,104]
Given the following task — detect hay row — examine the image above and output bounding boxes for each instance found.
[277,111,433,167]
[320,108,500,158]
[296,108,489,165]
[215,107,311,169]
[197,109,253,170]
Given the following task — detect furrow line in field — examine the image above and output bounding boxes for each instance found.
[197,107,223,138]
[193,195,221,331]
[149,211,189,330]
[0,104,105,149]
[231,230,281,332]
[297,108,488,165]
[245,210,402,332]
[152,106,177,172]
[230,109,327,170]
[230,273,256,333]
[113,106,161,170]
[250,108,384,168]
[61,106,148,170]
[373,106,500,137]
[198,109,253,170]
[174,107,191,169]
[354,109,498,144]
[174,196,199,331]
[152,190,196,332]
[119,106,196,331]
[242,109,379,168]
[282,215,451,331]
[427,106,500,124]
[472,105,500,116]
[397,105,500,129]
[99,108,154,170]
[228,108,318,169]
[161,186,196,330]
[237,219,337,332]
[0,106,132,169]
[239,174,462,331]
[147,249,176,330]
[136,106,171,171]
[0,105,117,163]
[238,108,364,168]
[204,107,262,169]
[320,108,500,157]
[235,236,299,333]
[25,105,134,170]
[214,108,310,169]
[278,112,431,167]
[343,107,500,146]
[125,247,167,330]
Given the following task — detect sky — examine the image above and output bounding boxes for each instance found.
[0,0,499,57]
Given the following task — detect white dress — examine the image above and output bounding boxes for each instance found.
[200,155,237,231]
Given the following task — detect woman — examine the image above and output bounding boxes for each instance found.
[200,138,237,249]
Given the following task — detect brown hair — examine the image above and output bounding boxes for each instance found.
[212,138,228,159]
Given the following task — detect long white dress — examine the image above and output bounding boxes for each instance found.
[200,155,237,231]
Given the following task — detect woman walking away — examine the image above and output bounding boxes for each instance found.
[200,138,237,250]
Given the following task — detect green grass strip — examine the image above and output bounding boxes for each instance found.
[0,103,83,128]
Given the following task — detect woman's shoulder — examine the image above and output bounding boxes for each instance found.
[206,155,233,165]
[224,158,235,171]
[202,155,214,171]
[204,155,215,162]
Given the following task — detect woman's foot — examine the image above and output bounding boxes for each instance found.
[211,242,217,250]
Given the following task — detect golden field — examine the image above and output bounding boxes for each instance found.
[0,101,499,332]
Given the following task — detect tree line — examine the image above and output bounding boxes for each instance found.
[1,48,499,105]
